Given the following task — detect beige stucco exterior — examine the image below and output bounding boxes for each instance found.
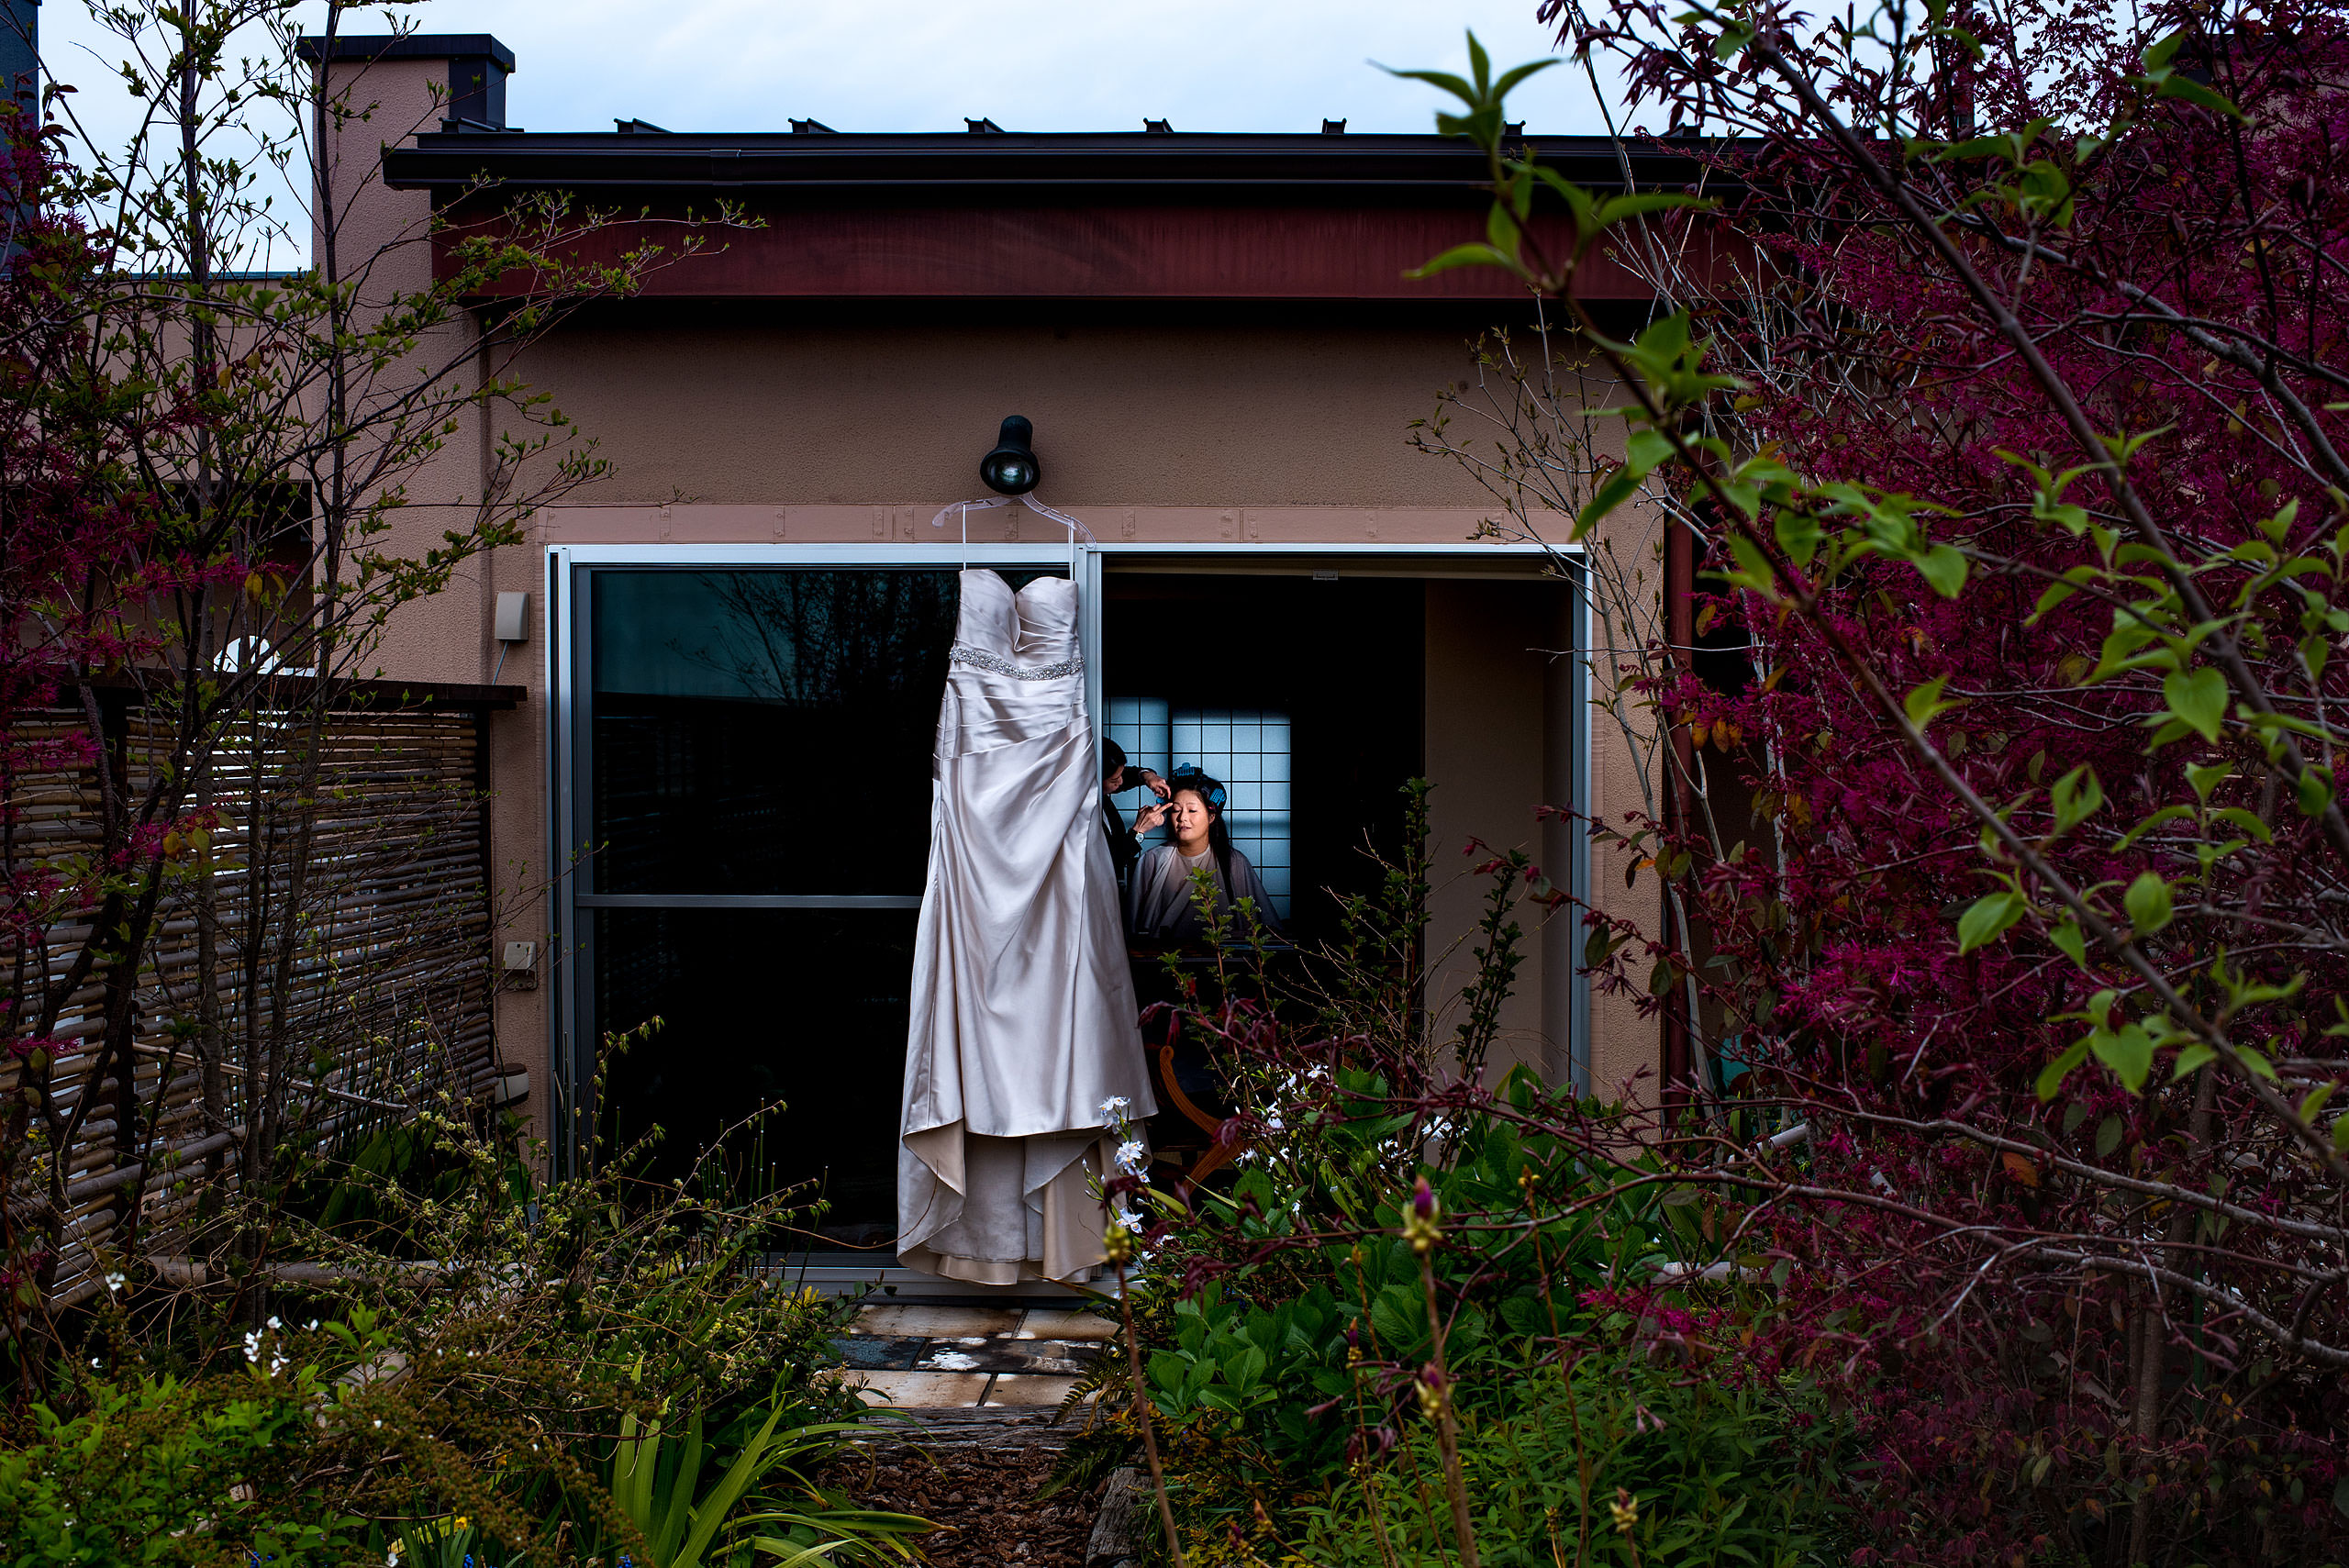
[316,40,1669,1154]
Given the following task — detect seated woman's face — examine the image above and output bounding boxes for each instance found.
[1168,789,1214,844]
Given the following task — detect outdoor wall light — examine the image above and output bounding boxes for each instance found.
[979,415,1041,495]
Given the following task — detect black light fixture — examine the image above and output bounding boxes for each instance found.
[979,415,1041,495]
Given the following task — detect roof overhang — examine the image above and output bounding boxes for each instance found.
[384,130,1719,204]
[384,130,1733,303]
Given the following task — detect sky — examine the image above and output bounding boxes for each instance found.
[38,1,1615,143]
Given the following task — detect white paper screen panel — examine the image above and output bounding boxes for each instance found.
[1107,696,1292,921]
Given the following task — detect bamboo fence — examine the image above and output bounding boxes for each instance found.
[3,697,500,1307]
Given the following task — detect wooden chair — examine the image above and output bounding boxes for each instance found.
[1136,968,1252,1199]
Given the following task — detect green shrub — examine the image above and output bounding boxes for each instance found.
[1126,1068,1854,1562]
[0,1372,357,1566]
[561,1389,930,1568]
[1292,1360,1850,1568]
[6,1078,879,1566]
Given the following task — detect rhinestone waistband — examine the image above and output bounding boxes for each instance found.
[949,642,1084,681]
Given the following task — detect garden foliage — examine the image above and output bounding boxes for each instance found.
[1112,818,1853,1566]
[0,1370,359,1563]
[6,1072,896,1562]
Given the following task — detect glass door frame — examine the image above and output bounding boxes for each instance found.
[540,538,1587,1177]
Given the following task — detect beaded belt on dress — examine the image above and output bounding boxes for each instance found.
[949,642,1084,681]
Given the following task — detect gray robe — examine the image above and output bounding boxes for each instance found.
[1128,843,1279,944]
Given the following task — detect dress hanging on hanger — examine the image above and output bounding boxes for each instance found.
[897,500,1155,1284]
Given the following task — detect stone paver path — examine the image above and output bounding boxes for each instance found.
[835,1302,1117,1412]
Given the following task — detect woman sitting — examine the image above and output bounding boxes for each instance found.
[1128,769,1280,944]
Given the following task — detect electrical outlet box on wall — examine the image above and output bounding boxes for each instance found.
[494,590,530,643]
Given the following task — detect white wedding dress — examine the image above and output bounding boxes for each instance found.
[897,569,1157,1284]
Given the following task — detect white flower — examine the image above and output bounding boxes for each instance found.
[1116,1207,1143,1233]
[103,1270,126,1294]
[386,1543,404,1566]
[265,1316,281,1330]
[1114,1140,1147,1173]
[1098,1095,1131,1121]
[242,1330,262,1362]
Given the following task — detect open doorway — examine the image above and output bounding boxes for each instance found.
[1103,572,1425,942]
[1103,563,1581,1094]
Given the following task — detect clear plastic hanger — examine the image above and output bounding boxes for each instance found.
[930,495,1097,581]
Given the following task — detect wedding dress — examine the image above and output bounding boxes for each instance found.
[897,569,1156,1284]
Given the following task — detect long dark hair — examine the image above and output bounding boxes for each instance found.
[1168,766,1235,899]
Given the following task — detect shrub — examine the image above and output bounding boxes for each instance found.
[1292,1361,1847,1568]
[1113,842,1854,1565]
[7,1080,875,1565]
[0,1371,357,1566]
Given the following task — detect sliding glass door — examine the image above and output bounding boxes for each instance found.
[555,555,1073,1245]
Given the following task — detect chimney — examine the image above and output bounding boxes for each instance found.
[295,33,517,132]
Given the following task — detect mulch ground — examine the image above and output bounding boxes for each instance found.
[822,1442,1107,1567]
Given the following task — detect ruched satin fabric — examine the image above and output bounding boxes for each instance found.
[897,570,1156,1284]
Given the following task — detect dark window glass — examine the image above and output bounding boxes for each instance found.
[594,906,917,1241]
[589,569,961,895]
[583,564,1060,1239]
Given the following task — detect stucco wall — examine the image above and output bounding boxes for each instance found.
[1578,508,1672,1104]
[1423,579,1566,1084]
[315,50,549,1140]
[502,314,1500,510]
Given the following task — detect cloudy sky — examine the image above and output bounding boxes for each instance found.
[39,1,1616,142]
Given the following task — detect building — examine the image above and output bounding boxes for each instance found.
[307,32,1686,1254]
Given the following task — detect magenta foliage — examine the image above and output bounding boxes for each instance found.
[1554,1,2349,1559]
[0,101,250,942]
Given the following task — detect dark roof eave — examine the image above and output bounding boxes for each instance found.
[295,32,518,72]
[381,131,1741,201]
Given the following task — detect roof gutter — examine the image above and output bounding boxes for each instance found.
[382,132,1734,204]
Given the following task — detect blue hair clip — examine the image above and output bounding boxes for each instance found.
[1172,764,1228,811]
[1174,765,1230,817]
